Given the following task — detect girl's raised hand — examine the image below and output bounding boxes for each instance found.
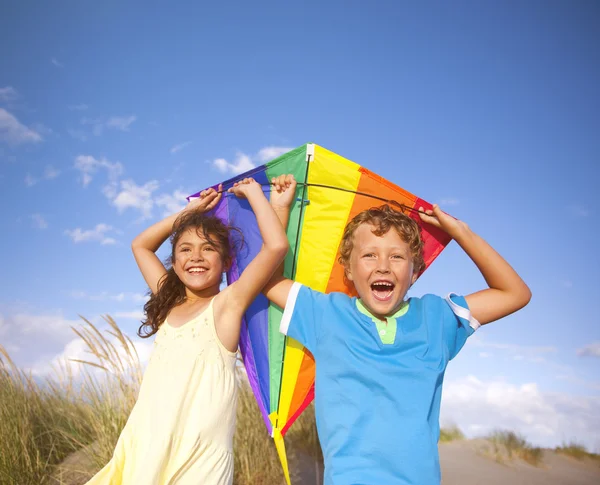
[228,178,261,199]
[418,204,468,239]
[186,184,222,213]
[270,174,297,209]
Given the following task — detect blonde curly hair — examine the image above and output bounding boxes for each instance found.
[338,204,425,275]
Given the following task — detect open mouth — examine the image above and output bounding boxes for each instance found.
[370,281,395,301]
[187,267,208,275]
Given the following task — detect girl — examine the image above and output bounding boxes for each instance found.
[85,178,289,485]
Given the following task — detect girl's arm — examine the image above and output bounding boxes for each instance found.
[131,188,221,294]
[216,179,289,344]
[262,174,297,309]
[419,205,531,325]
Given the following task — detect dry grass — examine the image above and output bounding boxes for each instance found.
[439,425,465,443]
[485,430,544,466]
[0,345,94,484]
[556,442,600,462]
[0,316,321,485]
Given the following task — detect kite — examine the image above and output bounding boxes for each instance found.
[188,143,451,483]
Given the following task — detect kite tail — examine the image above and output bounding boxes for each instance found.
[270,412,291,485]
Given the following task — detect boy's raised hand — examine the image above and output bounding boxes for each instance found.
[270,174,297,210]
[418,204,467,240]
[186,184,222,213]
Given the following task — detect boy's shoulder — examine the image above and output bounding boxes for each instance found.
[295,284,355,312]
[407,293,454,315]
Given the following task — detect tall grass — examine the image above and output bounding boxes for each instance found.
[0,346,93,484]
[485,430,544,466]
[439,425,465,443]
[0,316,322,485]
[556,441,600,462]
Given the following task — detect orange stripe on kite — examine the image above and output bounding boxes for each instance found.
[287,350,315,416]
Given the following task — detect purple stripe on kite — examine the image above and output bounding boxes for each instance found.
[187,165,271,201]
[213,196,267,421]
[229,253,271,433]
[227,170,272,419]
[188,173,273,434]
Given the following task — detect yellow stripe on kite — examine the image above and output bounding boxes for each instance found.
[277,144,361,426]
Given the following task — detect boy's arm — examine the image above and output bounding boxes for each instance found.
[261,175,297,309]
[131,187,221,294]
[420,205,531,325]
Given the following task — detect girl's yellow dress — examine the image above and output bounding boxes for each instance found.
[85,299,238,485]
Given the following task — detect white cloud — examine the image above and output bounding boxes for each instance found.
[108,179,159,219]
[213,153,255,175]
[569,205,590,218]
[80,117,104,136]
[106,115,136,132]
[0,312,81,363]
[68,104,88,111]
[441,375,600,450]
[256,146,293,162]
[29,334,154,378]
[67,128,88,141]
[0,86,18,103]
[74,154,123,187]
[30,214,48,229]
[212,146,293,175]
[439,198,460,206]
[0,108,43,145]
[51,57,64,68]
[155,189,188,216]
[170,141,192,154]
[65,223,117,245]
[24,173,37,187]
[577,342,600,358]
[68,291,147,303]
[44,165,60,179]
[114,311,145,320]
[25,166,60,188]
[469,336,557,358]
[81,115,136,136]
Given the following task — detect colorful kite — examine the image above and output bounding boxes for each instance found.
[188,144,451,483]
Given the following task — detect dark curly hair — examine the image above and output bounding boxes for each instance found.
[138,210,241,338]
[338,204,425,275]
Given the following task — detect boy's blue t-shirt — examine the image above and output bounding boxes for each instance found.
[280,283,480,485]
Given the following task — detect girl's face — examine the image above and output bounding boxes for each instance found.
[173,228,226,296]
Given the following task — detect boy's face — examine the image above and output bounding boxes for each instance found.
[346,223,418,320]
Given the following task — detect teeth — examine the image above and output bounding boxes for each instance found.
[188,268,206,273]
[373,282,393,287]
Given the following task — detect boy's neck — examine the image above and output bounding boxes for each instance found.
[356,298,408,321]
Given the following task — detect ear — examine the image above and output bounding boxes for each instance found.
[411,272,418,285]
[344,265,353,282]
[223,257,232,272]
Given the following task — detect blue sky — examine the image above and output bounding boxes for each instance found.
[1,1,599,450]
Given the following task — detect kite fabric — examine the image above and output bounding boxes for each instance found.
[188,143,452,484]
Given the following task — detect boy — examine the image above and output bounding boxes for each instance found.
[264,175,531,485]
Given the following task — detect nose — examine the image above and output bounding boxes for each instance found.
[375,259,391,274]
[190,250,204,262]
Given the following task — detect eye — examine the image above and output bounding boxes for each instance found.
[363,253,375,258]
[180,247,191,252]
[392,254,405,260]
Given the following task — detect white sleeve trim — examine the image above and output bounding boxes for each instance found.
[445,293,481,331]
[280,282,303,335]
